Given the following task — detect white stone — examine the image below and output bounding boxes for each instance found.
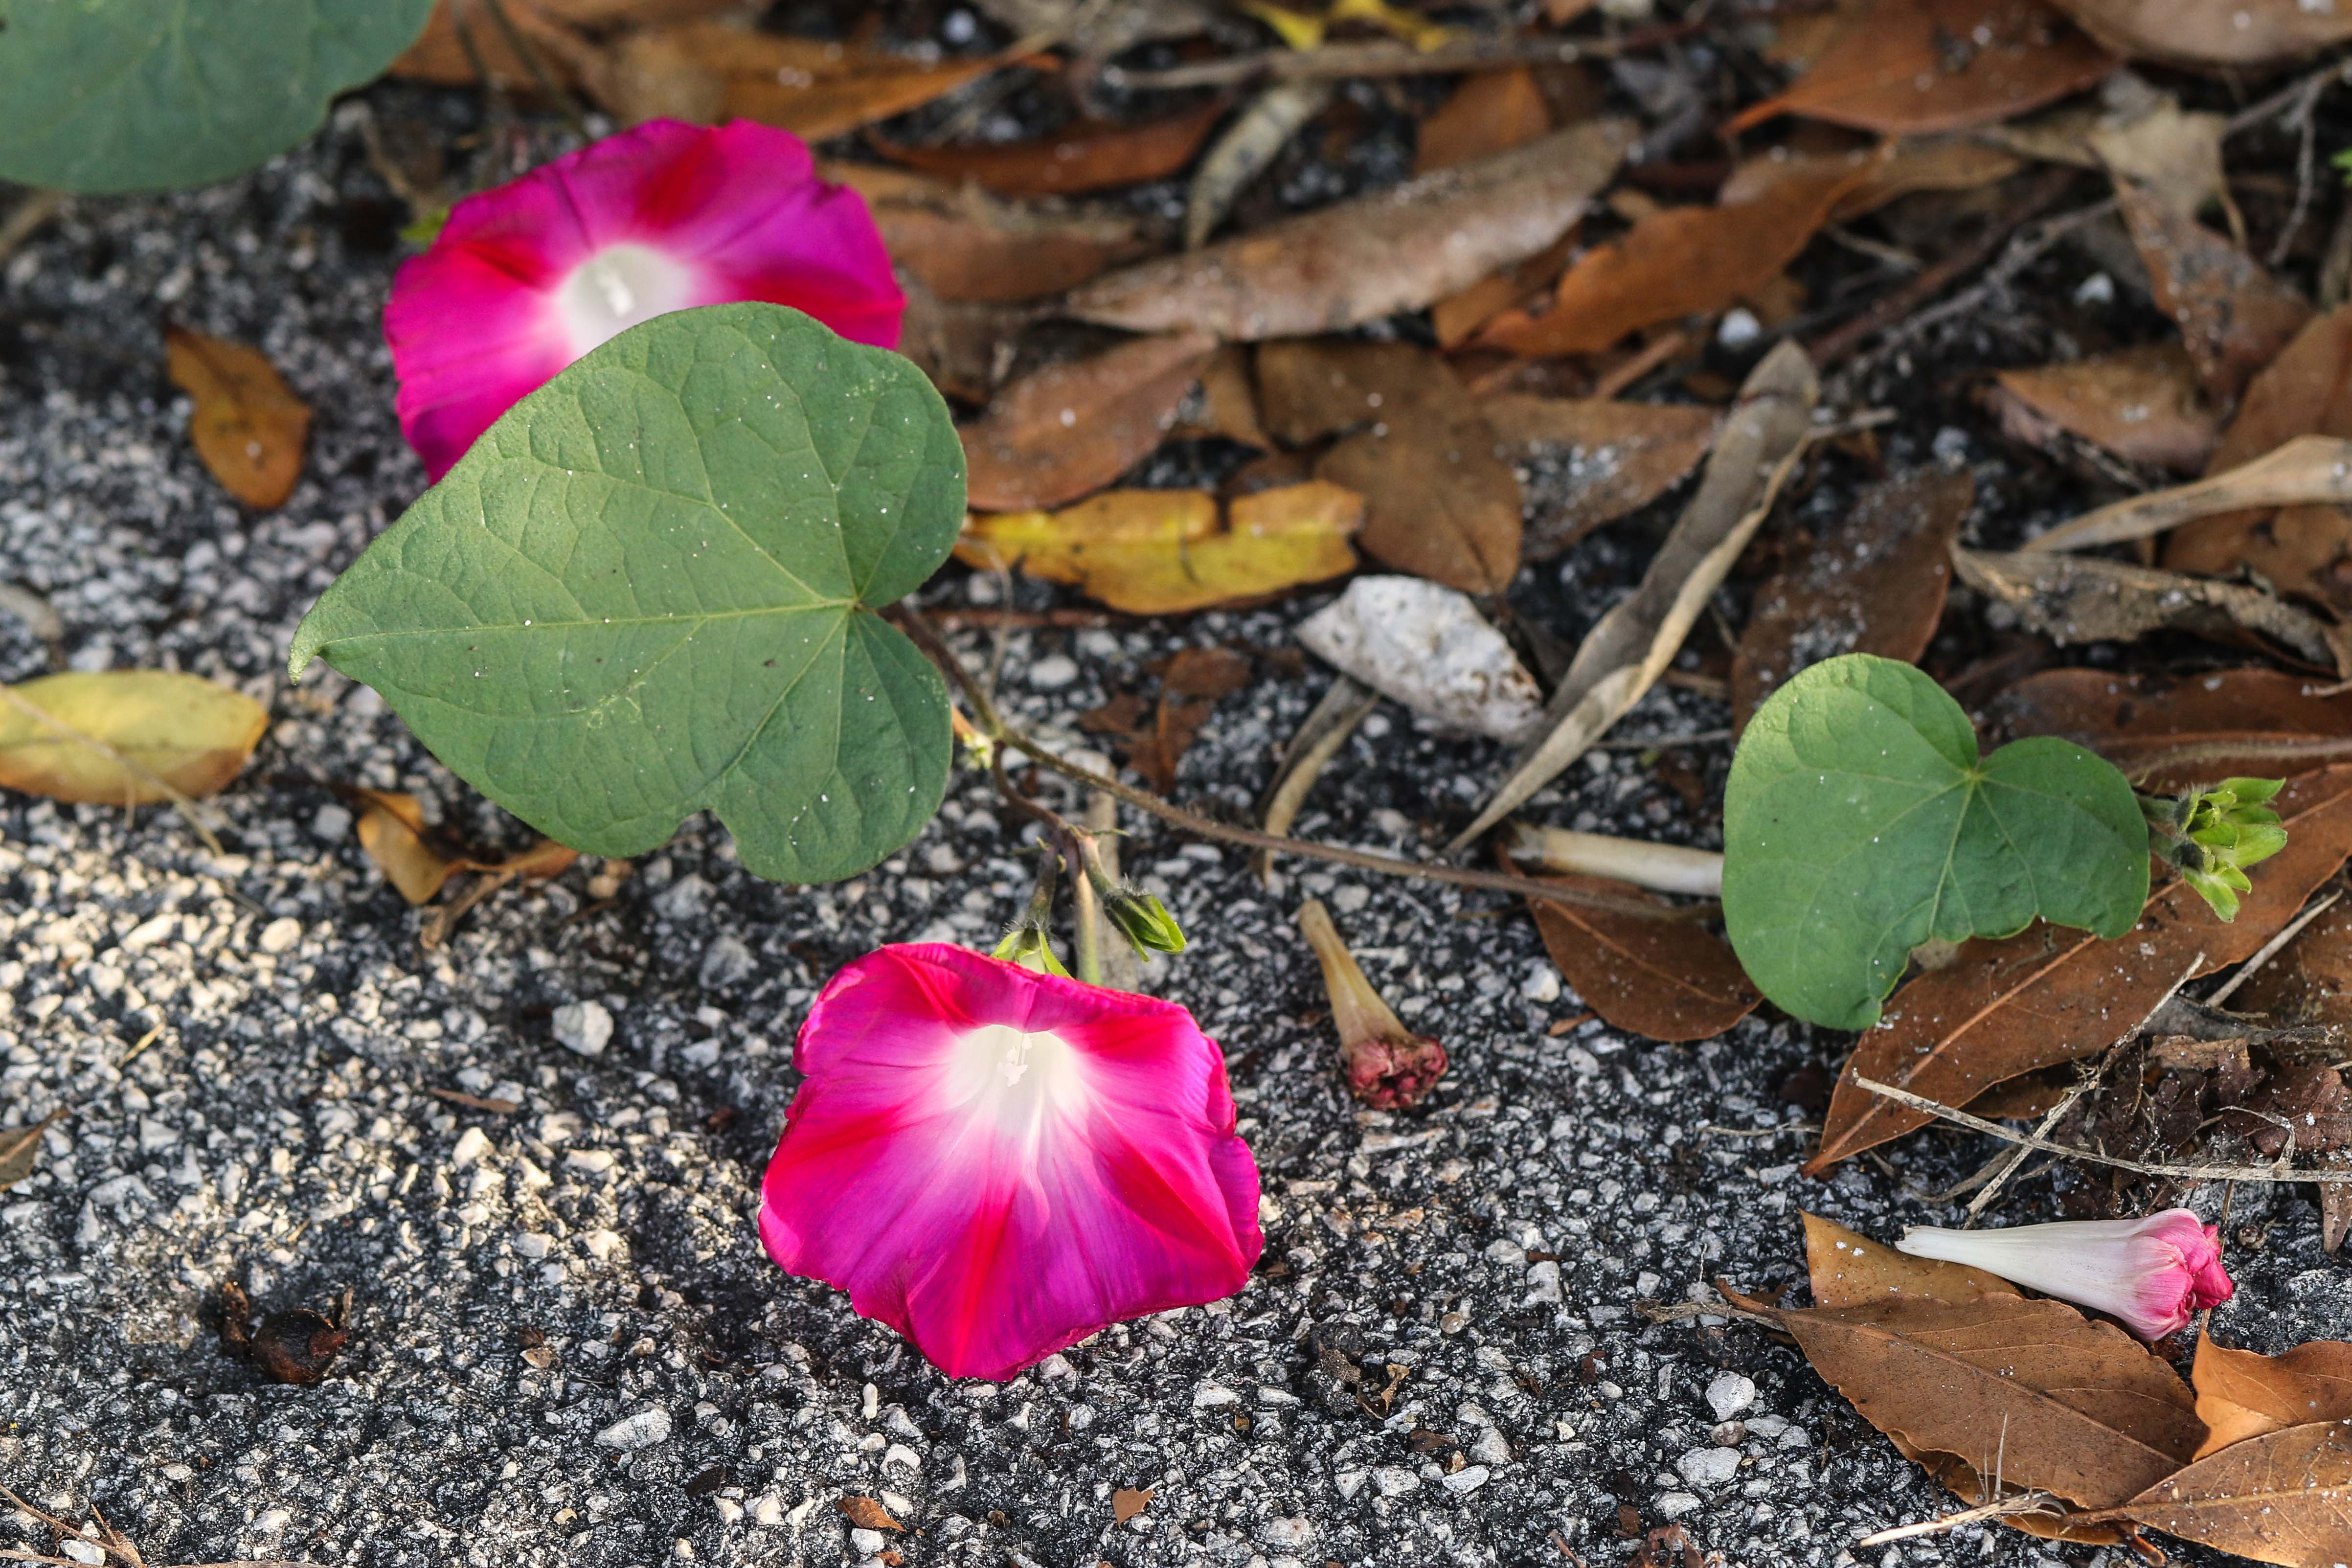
[1470,1427,1512,1466]
[1027,654,1080,689]
[565,1148,616,1176]
[1705,1371,1756,1421]
[310,803,352,841]
[1373,1466,1420,1497]
[1297,577,1543,742]
[1676,1446,1741,1487]
[1260,1517,1315,1550]
[1440,1465,1491,1495]
[1192,1382,1241,1408]
[595,1408,672,1451]
[553,1000,612,1057]
[750,1493,784,1527]
[849,1529,885,1553]
[1656,1491,1702,1520]
[450,1127,492,1168]
[1520,962,1562,1002]
[257,916,302,954]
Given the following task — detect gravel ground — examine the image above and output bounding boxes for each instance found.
[0,89,2345,1568]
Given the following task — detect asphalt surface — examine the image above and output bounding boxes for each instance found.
[0,87,2341,1568]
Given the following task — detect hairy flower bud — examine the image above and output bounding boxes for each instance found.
[1102,884,1187,956]
[1895,1208,2233,1340]
[1297,899,1446,1109]
[2145,777,2288,921]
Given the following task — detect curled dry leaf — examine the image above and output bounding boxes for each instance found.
[956,482,1361,614]
[164,324,310,510]
[1478,147,1885,358]
[1253,674,1379,883]
[1802,1211,2017,1308]
[1111,1485,1154,1523]
[1984,87,2227,223]
[1809,765,2352,1172]
[1503,823,1722,898]
[1507,858,1758,1044]
[1296,576,1543,743]
[1952,547,2352,674]
[2167,307,2352,611]
[1172,346,1269,449]
[350,788,579,906]
[1452,341,1818,851]
[960,333,1219,510]
[837,1497,905,1533]
[869,100,1225,197]
[1185,82,1335,250]
[1989,666,2352,790]
[2028,435,2352,555]
[588,24,999,138]
[1480,396,1721,559]
[0,670,267,805]
[1063,119,1630,340]
[875,202,1146,305]
[1990,344,2216,474]
[1729,0,2117,136]
[1414,67,1551,174]
[1732,467,1971,729]
[2101,1420,2352,1568]
[2048,0,2352,68]
[2116,178,2311,407]
[2191,1336,2352,1458]
[1766,1294,2202,1509]
[1717,137,2024,225]
[893,281,1030,404]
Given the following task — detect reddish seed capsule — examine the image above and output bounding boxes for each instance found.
[220,1282,350,1384]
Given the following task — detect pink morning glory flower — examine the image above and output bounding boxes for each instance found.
[1896,1208,2234,1340]
[759,944,1264,1382]
[384,118,904,480]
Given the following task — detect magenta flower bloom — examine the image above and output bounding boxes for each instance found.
[759,944,1263,1381]
[385,118,904,480]
[1897,1208,2234,1339]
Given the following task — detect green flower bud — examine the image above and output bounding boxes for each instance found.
[1102,884,1187,956]
[991,923,1070,977]
[2146,777,2289,923]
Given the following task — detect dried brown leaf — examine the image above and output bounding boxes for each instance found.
[2234,900,2352,1026]
[837,1497,905,1533]
[1112,1486,1154,1523]
[1173,345,1269,449]
[2103,1419,2352,1566]
[1991,344,2216,473]
[2167,307,2352,610]
[868,101,1226,197]
[0,1110,64,1193]
[1719,137,2023,223]
[351,788,578,907]
[164,325,310,510]
[2029,435,2352,555]
[1809,766,2352,1172]
[587,24,1000,138]
[1062,119,1630,340]
[2117,179,2312,406]
[1452,342,1818,849]
[1801,1211,2016,1308]
[2192,1337,2352,1458]
[1511,863,1759,1043]
[1770,1294,2203,1508]
[1729,0,2117,136]
[961,333,1218,510]
[956,483,1362,614]
[2049,0,2352,68]
[1732,468,1970,729]
[1989,665,2352,791]
[1115,647,1254,792]
[1414,67,1552,174]
[1480,396,1721,558]
[874,202,1146,305]
[1478,146,1884,358]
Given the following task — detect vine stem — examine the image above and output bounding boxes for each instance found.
[897,606,1709,923]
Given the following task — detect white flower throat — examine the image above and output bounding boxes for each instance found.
[554,243,696,358]
[947,1023,1086,1133]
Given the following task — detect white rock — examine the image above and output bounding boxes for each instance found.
[1373,1466,1421,1497]
[1027,653,1080,689]
[1295,576,1544,742]
[1260,1517,1315,1550]
[62,1541,104,1565]
[849,1529,885,1554]
[595,1408,672,1451]
[565,1148,616,1176]
[310,803,352,841]
[699,933,755,990]
[552,1000,612,1057]
[450,1127,492,1168]
[1655,1491,1702,1520]
[1520,961,1562,1002]
[256,916,302,954]
[1440,1465,1491,1495]
[1706,1371,1756,1421]
[1192,1382,1241,1408]
[1677,1446,1741,1487]
[749,1493,784,1527]
[1470,1427,1512,1466]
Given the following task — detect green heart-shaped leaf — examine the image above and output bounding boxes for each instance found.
[0,0,434,192]
[290,304,966,886]
[1722,653,2148,1029]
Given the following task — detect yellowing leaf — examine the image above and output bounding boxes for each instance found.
[1330,0,1453,51]
[0,671,267,805]
[351,787,579,906]
[957,482,1362,614]
[1239,0,1325,48]
[164,325,311,510]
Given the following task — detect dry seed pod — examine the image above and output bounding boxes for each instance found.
[1297,898,1447,1108]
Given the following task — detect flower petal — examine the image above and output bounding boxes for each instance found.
[759,944,1262,1381]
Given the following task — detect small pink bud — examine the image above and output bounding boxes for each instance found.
[1297,899,1447,1109]
[1895,1208,2233,1340]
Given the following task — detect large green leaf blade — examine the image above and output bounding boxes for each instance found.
[1723,654,2148,1029]
[0,0,436,193]
[290,304,965,886]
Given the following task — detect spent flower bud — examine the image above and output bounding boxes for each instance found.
[1075,831,1185,957]
[1895,1207,2232,1340]
[1297,898,1447,1109]
[990,850,1070,976]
